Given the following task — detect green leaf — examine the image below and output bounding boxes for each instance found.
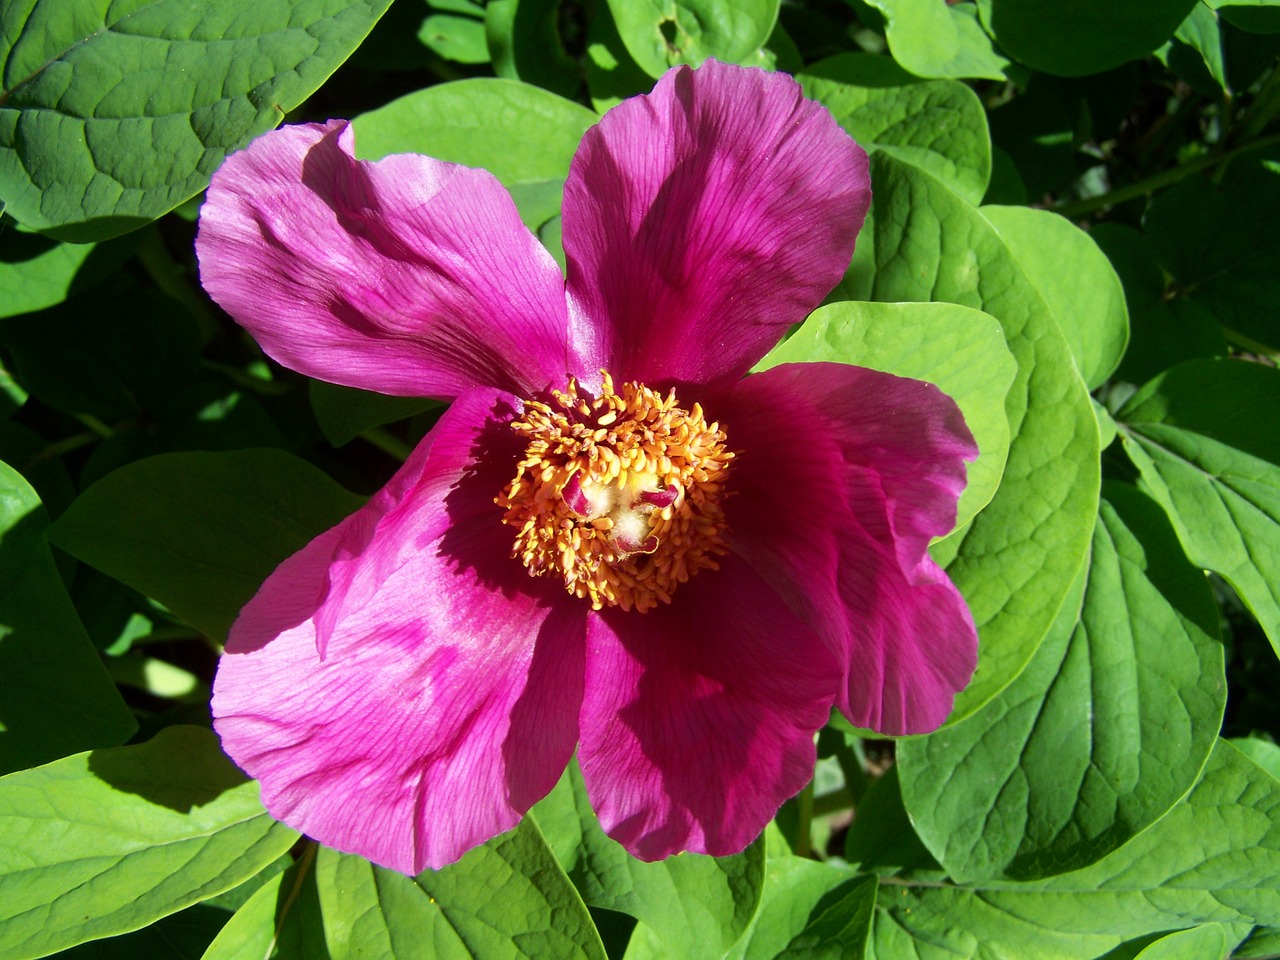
[759,300,1016,539]
[1206,0,1280,34]
[584,1,655,111]
[0,459,135,776]
[314,822,606,959]
[862,0,1009,80]
[861,151,1100,720]
[605,0,779,78]
[532,762,764,958]
[1118,358,1280,654]
[57,904,233,960]
[202,855,329,960]
[981,205,1129,389]
[870,741,1280,959]
[1089,223,1227,387]
[351,77,595,232]
[1,286,203,421]
[1162,3,1229,95]
[419,12,488,64]
[48,449,364,640]
[0,0,393,241]
[1231,737,1280,781]
[486,0,581,98]
[723,855,876,960]
[308,380,439,448]
[0,726,298,960]
[975,0,1199,76]
[1144,157,1280,351]
[352,77,596,183]
[799,54,992,206]
[1133,924,1231,960]
[0,227,137,319]
[899,482,1225,882]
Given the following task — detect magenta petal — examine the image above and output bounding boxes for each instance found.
[197,121,573,399]
[562,61,871,389]
[720,362,979,735]
[577,556,837,860]
[212,389,587,873]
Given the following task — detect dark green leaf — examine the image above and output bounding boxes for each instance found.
[975,0,1199,75]
[486,0,581,98]
[1144,158,1280,351]
[308,381,438,448]
[0,459,135,776]
[48,449,364,640]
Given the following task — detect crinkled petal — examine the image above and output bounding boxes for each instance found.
[562,60,871,390]
[719,362,979,735]
[577,556,837,860]
[197,121,573,400]
[212,389,586,873]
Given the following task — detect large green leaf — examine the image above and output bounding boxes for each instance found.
[862,151,1100,718]
[799,54,991,205]
[981,205,1129,389]
[759,300,1016,539]
[0,459,135,776]
[870,741,1278,960]
[899,482,1225,882]
[352,77,596,183]
[48,449,364,640]
[0,725,298,960]
[311,824,607,960]
[0,0,393,241]
[975,0,1200,76]
[532,761,764,958]
[1118,357,1280,654]
[605,0,779,78]
[862,0,1009,80]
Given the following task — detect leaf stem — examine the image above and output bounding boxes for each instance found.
[1053,132,1280,219]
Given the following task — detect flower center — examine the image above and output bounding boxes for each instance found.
[497,372,733,612]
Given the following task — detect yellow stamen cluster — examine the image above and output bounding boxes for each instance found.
[497,372,734,612]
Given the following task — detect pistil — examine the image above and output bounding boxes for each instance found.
[497,372,733,612]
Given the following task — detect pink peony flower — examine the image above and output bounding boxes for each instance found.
[198,60,978,874]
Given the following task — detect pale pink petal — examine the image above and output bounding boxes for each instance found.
[212,389,586,873]
[718,362,978,735]
[197,121,574,400]
[562,60,871,390]
[577,556,837,860]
